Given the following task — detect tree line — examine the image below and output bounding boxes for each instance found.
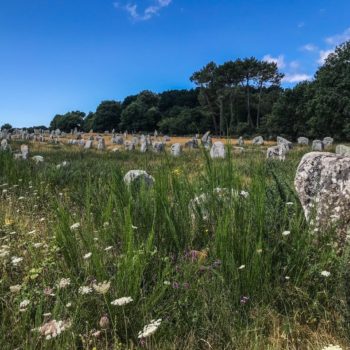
[6,41,350,140]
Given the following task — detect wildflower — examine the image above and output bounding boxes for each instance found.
[240,296,250,304]
[104,246,113,252]
[212,260,222,268]
[43,312,52,317]
[111,297,133,306]
[172,282,179,289]
[19,299,30,310]
[238,265,245,270]
[286,202,294,206]
[99,315,110,329]
[321,270,331,277]
[92,330,101,337]
[256,249,263,254]
[0,248,9,258]
[28,230,36,235]
[240,190,249,198]
[131,225,138,229]
[103,222,109,227]
[38,319,71,340]
[78,286,92,295]
[83,252,92,260]
[66,302,72,308]
[285,276,290,280]
[92,281,111,294]
[39,217,45,222]
[138,319,162,339]
[282,231,291,236]
[11,256,23,266]
[58,278,71,289]
[18,196,25,200]
[33,243,43,248]
[70,223,80,230]
[10,285,22,293]
[163,281,171,286]
[44,287,55,297]
[321,346,343,350]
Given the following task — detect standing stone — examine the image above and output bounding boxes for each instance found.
[32,155,44,163]
[153,142,165,153]
[21,145,29,159]
[298,137,309,146]
[84,140,93,149]
[185,137,199,149]
[97,138,106,150]
[210,142,226,159]
[170,143,182,157]
[266,145,287,161]
[312,140,324,151]
[1,139,8,151]
[123,170,155,187]
[140,142,148,153]
[124,141,135,151]
[295,152,350,240]
[323,137,334,148]
[277,136,293,150]
[238,136,244,147]
[163,135,171,142]
[252,136,264,145]
[336,144,350,156]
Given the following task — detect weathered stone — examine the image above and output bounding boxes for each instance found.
[323,137,334,148]
[153,142,165,153]
[140,142,148,153]
[170,143,182,157]
[21,145,29,159]
[163,135,171,142]
[266,145,287,161]
[32,155,44,163]
[336,144,350,156]
[210,142,226,159]
[295,152,350,240]
[185,138,199,149]
[238,136,244,147]
[84,140,93,149]
[123,170,155,187]
[124,141,135,151]
[277,136,293,150]
[252,136,264,145]
[312,140,324,151]
[1,139,8,151]
[97,138,105,150]
[114,136,124,145]
[297,137,309,146]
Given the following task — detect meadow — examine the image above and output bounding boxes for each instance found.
[0,141,349,350]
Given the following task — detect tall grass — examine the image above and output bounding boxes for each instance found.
[0,143,348,349]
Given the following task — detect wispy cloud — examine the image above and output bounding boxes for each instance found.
[300,43,318,52]
[325,27,350,46]
[114,0,172,21]
[317,49,334,64]
[297,22,305,29]
[282,73,312,83]
[262,54,286,69]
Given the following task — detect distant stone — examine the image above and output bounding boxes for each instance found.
[32,155,44,163]
[124,141,135,151]
[21,144,29,159]
[153,142,165,153]
[140,142,148,153]
[277,136,293,150]
[114,136,124,145]
[201,131,212,149]
[323,137,334,148]
[185,137,199,149]
[297,137,309,146]
[97,138,105,150]
[170,143,182,157]
[163,135,171,142]
[252,136,264,145]
[210,142,226,159]
[336,144,350,156]
[266,145,287,161]
[295,152,350,241]
[84,140,93,149]
[312,140,324,151]
[238,136,244,147]
[1,139,8,151]
[123,170,155,187]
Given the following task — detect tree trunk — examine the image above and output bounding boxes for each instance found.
[204,91,218,134]
[256,83,263,129]
[246,79,252,127]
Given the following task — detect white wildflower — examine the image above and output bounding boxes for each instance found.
[66,302,72,308]
[78,286,92,295]
[282,231,291,236]
[38,319,71,340]
[11,256,23,266]
[20,299,30,310]
[138,319,162,339]
[111,297,133,306]
[58,278,71,289]
[92,281,111,294]
[131,225,138,229]
[104,246,113,252]
[70,223,80,230]
[238,265,245,270]
[83,252,92,260]
[321,270,331,277]
[321,345,343,350]
[286,202,294,206]
[33,243,43,248]
[10,284,22,293]
[240,190,249,198]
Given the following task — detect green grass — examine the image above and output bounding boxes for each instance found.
[0,143,348,349]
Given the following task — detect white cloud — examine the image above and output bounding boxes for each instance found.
[114,0,172,21]
[301,43,318,52]
[289,60,300,69]
[262,54,286,69]
[325,27,350,46]
[317,49,334,65]
[282,74,312,83]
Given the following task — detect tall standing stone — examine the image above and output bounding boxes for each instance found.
[312,140,324,151]
[170,143,182,157]
[210,142,226,159]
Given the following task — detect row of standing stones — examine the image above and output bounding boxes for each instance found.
[1,130,350,243]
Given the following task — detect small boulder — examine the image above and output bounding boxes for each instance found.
[123,170,155,187]
[210,142,226,159]
[312,140,324,151]
[170,143,182,157]
[297,137,309,146]
[336,144,350,156]
[252,136,264,145]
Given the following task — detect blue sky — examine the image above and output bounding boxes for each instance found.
[1,0,350,127]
